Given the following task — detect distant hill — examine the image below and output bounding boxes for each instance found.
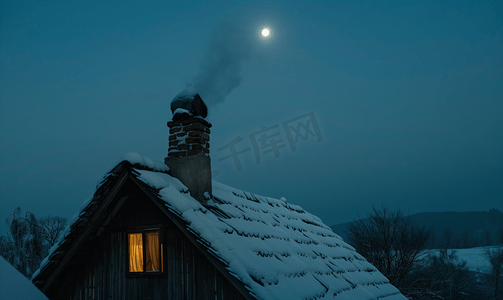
[330,209,503,249]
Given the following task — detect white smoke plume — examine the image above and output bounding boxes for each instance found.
[187,19,259,106]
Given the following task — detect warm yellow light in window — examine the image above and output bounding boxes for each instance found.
[128,233,143,272]
[145,231,160,272]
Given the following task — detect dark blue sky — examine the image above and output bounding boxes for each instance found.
[1,0,502,230]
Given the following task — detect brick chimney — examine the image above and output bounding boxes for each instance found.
[165,91,212,202]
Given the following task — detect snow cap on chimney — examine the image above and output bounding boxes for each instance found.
[170,87,208,119]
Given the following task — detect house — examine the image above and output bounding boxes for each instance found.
[32,92,406,300]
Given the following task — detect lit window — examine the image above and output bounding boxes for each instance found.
[128,230,164,273]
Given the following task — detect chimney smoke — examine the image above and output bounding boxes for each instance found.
[187,19,258,107]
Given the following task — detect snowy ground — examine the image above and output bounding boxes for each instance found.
[437,246,503,274]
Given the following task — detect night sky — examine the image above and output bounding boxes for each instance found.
[1,0,502,232]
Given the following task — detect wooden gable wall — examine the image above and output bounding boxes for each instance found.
[46,177,247,300]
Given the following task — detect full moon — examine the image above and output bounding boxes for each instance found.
[261,28,270,37]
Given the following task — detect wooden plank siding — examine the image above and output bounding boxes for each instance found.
[67,229,246,300]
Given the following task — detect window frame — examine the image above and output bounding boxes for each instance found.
[126,228,165,277]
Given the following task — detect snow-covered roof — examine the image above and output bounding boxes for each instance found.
[33,153,406,300]
[1,256,49,300]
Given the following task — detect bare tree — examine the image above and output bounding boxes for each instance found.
[0,207,68,278]
[485,248,503,300]
[402,249,489,300]
[39,216,67,247]
[0,234,15,265]
[23,211,46,276]
[346,206,431,295]
[429,250,473,299]
[3,207,30,275]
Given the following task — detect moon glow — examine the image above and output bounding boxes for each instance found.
[261,28,270,37]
